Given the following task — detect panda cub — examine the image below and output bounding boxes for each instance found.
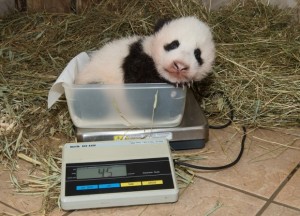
[75,16,215,86]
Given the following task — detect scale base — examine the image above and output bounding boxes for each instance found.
[76,90,208,150]
[61,186,178,210]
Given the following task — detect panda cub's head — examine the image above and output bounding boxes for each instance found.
[144,16,215,84]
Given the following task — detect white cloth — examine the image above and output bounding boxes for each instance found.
[47,52,90,109]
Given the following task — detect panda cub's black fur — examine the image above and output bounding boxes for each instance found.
[122,40,168,84]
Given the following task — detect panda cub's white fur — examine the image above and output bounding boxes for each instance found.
[75,36,141,84]
[75,16,215,85]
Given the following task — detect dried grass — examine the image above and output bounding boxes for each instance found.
[195,1,300,127]
[1,0,300,214]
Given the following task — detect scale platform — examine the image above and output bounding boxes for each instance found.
[76,89,208,150]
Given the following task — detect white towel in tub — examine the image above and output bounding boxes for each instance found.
[47,52,90,109]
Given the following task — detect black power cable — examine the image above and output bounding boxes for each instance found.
[208,92,234,129]
[174,92,247,170]
[175,126,246,170]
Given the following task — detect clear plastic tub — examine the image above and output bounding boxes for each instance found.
[63,83,186,128]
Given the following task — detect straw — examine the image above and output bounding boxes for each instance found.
[1,0,299,213]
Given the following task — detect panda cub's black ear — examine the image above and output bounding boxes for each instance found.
[153,18,171,33]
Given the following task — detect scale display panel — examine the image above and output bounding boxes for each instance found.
[61,139,178,210]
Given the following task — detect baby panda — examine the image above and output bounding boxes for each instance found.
[75,16,215,86]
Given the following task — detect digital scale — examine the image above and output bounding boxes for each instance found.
[76,89,209,150]
[61,90,209,210]
[61,138,178,210]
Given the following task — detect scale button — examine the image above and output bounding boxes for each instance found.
[76,185,98,190]
[99,183,120,189]
[142,180,163,186]
[121,181,142,187]
[114,135,124,140]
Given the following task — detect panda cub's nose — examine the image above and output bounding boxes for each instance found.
[173,61,189,72]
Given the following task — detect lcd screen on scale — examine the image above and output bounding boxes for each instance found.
[77,165,127,179]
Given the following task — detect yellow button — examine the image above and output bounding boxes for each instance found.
[114,135,124,141]
[121,181,142,187]
[142,180,163,186]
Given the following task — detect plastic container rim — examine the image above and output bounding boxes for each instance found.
[62,83,183,90]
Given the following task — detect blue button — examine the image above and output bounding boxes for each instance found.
[99,183,120,189]
[76,185,98,190]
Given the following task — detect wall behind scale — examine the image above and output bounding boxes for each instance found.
[0,0,101,16]
[0,0,299,17]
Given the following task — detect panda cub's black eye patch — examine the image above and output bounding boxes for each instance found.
[164,40,180,51]
[194,48,203,65]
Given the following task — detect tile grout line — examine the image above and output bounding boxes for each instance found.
[194,174,269,201]
[0,200,24,214]
[0,196,73,216]
[271,200,300,212]
[256,162,300,216]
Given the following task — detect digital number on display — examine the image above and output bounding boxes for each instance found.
[77,165,127,179]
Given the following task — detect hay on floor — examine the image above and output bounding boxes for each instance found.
[0,0,300,213]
